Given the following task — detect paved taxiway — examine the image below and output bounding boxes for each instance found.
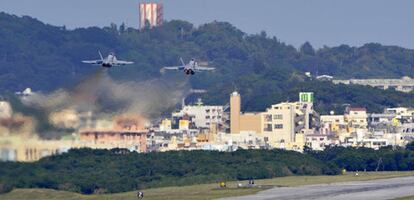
[221,176,414,200]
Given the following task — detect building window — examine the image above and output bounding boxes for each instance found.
[273,114,283,120]
[264,114,272,122]
[274,124,283,129]
[263,124,272,132]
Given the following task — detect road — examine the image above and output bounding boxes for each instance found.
[221,176,414,200]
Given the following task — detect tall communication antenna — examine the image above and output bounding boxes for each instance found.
[375,157,383,172]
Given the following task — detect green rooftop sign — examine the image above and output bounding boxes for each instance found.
[299,92,314,103]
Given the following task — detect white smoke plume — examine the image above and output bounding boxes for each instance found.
[23,69,189,122]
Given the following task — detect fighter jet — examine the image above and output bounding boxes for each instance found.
[162,58,215,75]
[82,51,134,67]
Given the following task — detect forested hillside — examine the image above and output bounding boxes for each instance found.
[0,12,413,113]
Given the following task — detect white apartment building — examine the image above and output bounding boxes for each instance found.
[333,76,414,93]
[345,107,368,129]
[0,101,12,119]
[320,115,347,134]
[305,134,335,151]
[260,101,314,150]
[172,104,224,129]
[385,107,414,122]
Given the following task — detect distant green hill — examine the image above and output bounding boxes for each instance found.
[0,12,413,113]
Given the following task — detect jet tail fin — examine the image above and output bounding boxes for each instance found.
[180,57,185,66]
[98,51,104,61]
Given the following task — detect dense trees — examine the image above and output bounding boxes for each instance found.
[0,148,338,194]
[307,145,414,172]
[0,12,413,115]
[2,145,414,194]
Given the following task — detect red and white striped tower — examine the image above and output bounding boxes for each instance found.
[139,2,163,29]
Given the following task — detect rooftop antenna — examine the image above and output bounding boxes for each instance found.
[315,65,319,77]
[232,82,238,92]
[181,97,186,109]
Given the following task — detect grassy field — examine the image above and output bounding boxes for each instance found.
[2,171,414,200]
[395,196,414,200]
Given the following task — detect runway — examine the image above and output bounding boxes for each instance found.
[221,176,414,200]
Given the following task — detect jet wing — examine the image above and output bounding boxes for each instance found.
[162,66,185,70]
[196,66,215,71]
[115,60,134,65]
[82,60,103,65]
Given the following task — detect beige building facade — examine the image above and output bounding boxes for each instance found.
[260,102,313,150]
[345,107,368,130]
[230,91,261,134]
[229,91,313,151]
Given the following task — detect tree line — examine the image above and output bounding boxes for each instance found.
[1,143,414,194]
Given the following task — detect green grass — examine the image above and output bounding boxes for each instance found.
[2,171,414,200]
[395,196,414,200]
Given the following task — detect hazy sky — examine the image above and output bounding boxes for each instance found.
[1,0,413,49]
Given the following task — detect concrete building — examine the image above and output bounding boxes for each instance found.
[228,91,316,151]
[78,115,148,153]
[139,2,163,29]
[172,101,224,129]
[333,76,414,93]
[0,101,12,119]
[345,107,368,130]
[320,115,347,133]
[385,107,414,123]
[368,113,396,126]
[230,91,241,134]
[230,91,262,134]
[305,134,335,151]
[79,130,147,152]
[215,131,268,150]
[159,118,172,131]
[0,114,149,161]
[0,136,72,162]
[386,107,412,117]
[260,101,312,151]
[345,137,388,150]
[239,113,262,134]
[261,102,297,145]
[400,123,414,141]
